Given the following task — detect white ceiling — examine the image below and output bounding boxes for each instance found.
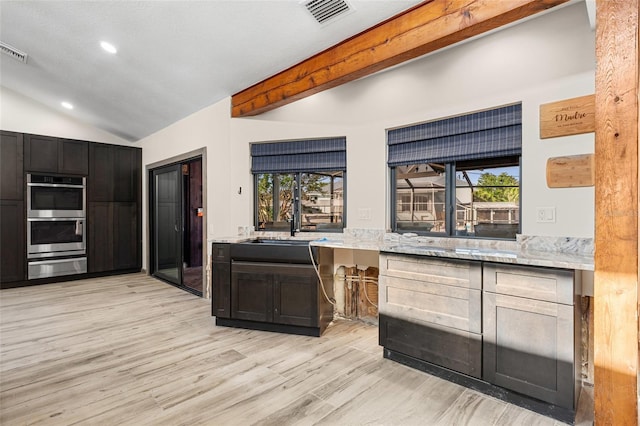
[0,0,424,142]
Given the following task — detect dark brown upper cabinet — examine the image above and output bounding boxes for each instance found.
[1,131,24,200]
[89,143,141,203]
[24,134,88,175]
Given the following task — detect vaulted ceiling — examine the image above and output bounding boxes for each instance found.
[0,0,424,141]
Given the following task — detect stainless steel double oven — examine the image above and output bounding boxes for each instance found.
[27,174,87,279]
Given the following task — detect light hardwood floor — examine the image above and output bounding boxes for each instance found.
[1,273,575,425]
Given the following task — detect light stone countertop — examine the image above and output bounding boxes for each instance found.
[209,230,594,271]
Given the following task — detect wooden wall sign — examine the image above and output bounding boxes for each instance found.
[546,153,595,188]
[540,94,595,139]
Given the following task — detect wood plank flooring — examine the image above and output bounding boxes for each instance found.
[1,273,576,425]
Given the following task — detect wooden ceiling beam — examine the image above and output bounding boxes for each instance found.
[231,0,570,117]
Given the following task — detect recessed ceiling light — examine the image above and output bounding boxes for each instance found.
[61,101,74,110]
[100,41,117,54]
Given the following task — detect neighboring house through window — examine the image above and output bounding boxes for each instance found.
[388,104,522,240]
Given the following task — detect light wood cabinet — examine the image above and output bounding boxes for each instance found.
[482,263,580,410]
[379,253,582,415]
[379,253,482,378]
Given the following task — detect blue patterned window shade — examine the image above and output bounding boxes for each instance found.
[251,137,346,173]
[387,104,522,166]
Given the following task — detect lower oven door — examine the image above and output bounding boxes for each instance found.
[27,218,86,258]
[28,257,87,280]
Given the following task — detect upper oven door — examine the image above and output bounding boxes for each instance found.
[27,175,86,218]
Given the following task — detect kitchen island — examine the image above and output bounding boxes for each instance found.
[211,230,593,423]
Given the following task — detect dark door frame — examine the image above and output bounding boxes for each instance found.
[146,148,207,297]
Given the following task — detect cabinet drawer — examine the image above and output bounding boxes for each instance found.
[380,314,481,378]
[380,254,481,290]
[483,263,576,305]
[211,243,230,262]
[379,274,481,333]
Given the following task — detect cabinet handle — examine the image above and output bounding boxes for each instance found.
[274,308,278,314]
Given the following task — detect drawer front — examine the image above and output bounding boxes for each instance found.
[379,274,481,333]
[380,314,482,378]
[483,263,575,305]
[211,243,230,262]
[380,254,481,290]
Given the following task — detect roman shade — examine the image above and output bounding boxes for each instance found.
[251,137,346,173]
[387,103,522,166]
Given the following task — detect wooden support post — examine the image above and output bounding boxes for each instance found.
[594,0,639,424]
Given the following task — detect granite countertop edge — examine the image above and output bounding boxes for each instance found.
[208,234,594,271]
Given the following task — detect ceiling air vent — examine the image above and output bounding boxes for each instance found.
[0,41,28,64]
[304,0,352,24]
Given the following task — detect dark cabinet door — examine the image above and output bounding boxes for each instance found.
[1,131,23,200]
[24,134,59,173]
[213,262,231,318]
[212,244,231,318]
[59,140,88,175]
[88,202,114,273]
[0,201,25,283]
[89,143,115,201]
[113,146,141,202]
[273,265,318,327]
[113,202,139,270]
[88,202,139,272]
[483,292,575,409]
[89,144,140,203]
[25,135,88,175]
[231,262,273,322]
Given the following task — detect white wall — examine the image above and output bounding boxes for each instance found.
[138,98,232,270]
[0,86,128,145]
[232,1,595,237]
[139,1,596,271]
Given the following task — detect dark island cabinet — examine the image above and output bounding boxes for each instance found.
[231,263,273,322]
[211,243,231,318]
[213,244,333,336]
[24,134,88,175]
[231,262,319,327]
[273,268,319,327]
[89,143,141,202]
[88,202,140,273]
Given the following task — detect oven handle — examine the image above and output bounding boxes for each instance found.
[27,217,86,222]
[27,182,85,189]
[75,220,83,236]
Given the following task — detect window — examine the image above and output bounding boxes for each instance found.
[256,171,344,232]
[252,137,346,233]
[388,104,522,240]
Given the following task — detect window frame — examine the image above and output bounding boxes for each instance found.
[254,171,347,233]
[390,156,521,240]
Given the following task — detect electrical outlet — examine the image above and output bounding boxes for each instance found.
[536,207,556,223]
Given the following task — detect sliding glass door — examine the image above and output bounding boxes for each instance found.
[152,164,182,285]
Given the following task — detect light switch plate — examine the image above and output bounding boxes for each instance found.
[536,207,556,223]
